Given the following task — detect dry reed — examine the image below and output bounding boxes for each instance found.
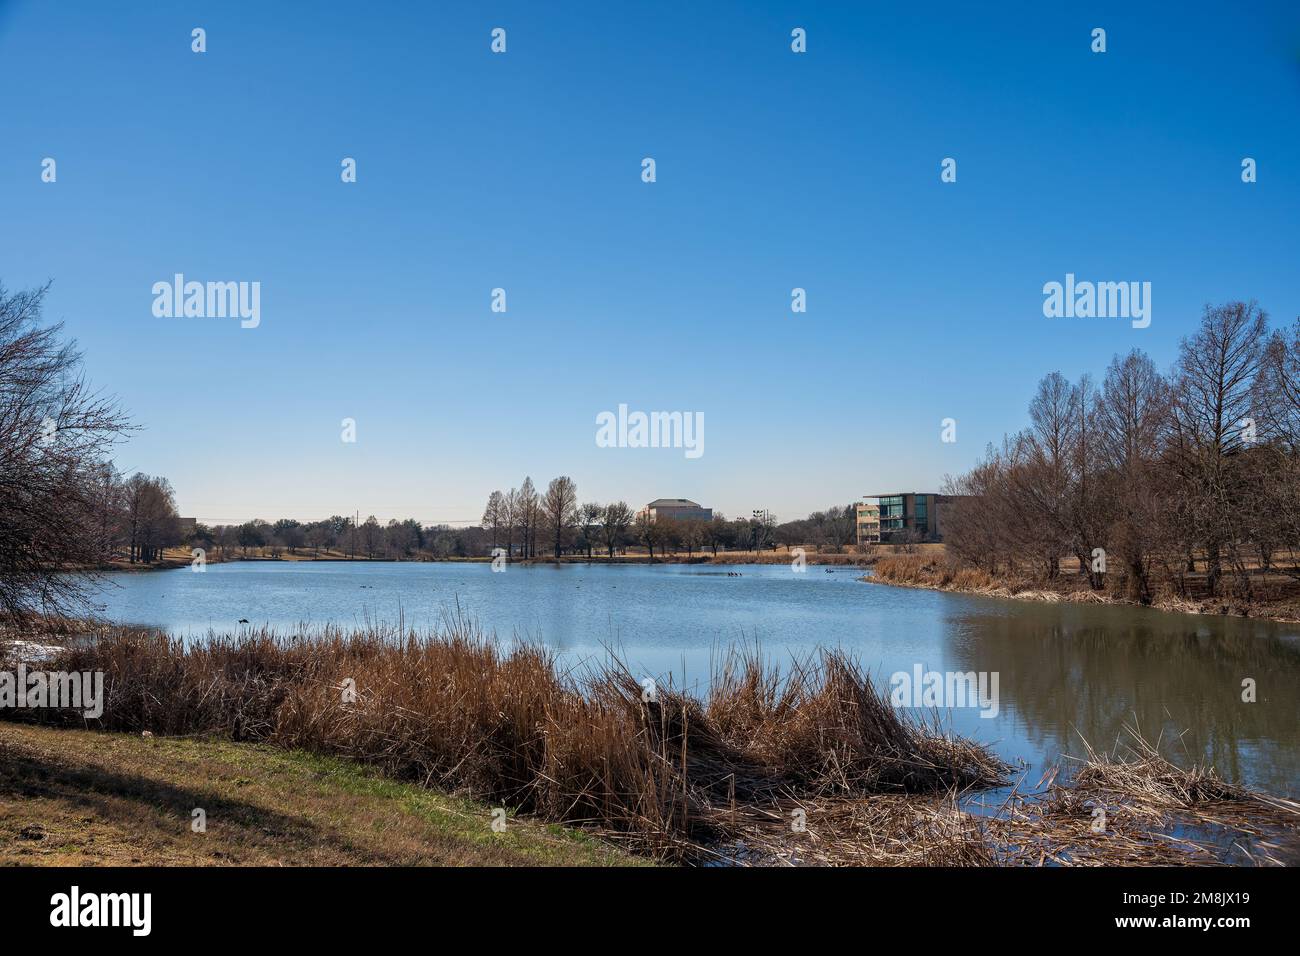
[11,615,1007,861]
[7,619,1296,865]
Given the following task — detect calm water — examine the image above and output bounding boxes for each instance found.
[91,561,1300,798]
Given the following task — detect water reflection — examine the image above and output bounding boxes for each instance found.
[943,599,1300,795]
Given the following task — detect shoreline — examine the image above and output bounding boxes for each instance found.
[864,559,1300,627]
[97,549,877,572]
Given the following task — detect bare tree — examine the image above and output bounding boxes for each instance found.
[1067,373,1107,589]
[705,513,731,556]
[1168,301,1268,595]
[304,521,328,557]
[0,282,131,619]
[1256,317,1300,447]
[1016,371,1076,578]
[1093,349,1170,601]
[601,501,633,557]
[518,477,538,559]
[634,509,664,560]
[361,515,382,558]
[123,473,180,563]
[679,519,705,558]
[502,488,518,558]
[946,442,1013,574]
[809,504,856,552]
[541,476,579,559]
[579,502,603,559]
[657,517,683,557]
[87,461,126,559]
[1252,317,1300,574]
[482,490,504,549]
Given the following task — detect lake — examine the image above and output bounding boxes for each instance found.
[91,560,1300,799]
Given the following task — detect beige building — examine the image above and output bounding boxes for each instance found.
[639,498,713,523]
[855,502,881,546]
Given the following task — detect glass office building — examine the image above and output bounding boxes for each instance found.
[863,493,945,542]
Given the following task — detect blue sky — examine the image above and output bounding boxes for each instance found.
[2,1,1298,524]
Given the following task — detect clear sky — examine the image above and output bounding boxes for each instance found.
[2,1,1298,525]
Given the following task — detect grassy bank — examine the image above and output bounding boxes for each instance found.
[868,554,1300,624]
[0,722,641,866]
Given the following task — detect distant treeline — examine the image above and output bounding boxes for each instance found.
[478,481,858,560]
[195,514,491,561]
[942,301,1300,603]
[191,481,861,563]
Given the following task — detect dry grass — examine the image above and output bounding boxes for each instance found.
[870,554,998,591]
[989,729,1300,866]
[7,619,1296,865]
[717,792,1002,866]
[9,617,1008,863]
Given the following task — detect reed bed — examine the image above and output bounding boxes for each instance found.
[992,730,1300,866]
[11,616,1009,862]
[7,619,1297,865]
[870,554,1004,592]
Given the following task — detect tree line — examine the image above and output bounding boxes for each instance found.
[192,501,700,562]
[192,515,494,561]
[479,479,717,560]
[481,481,859,560]
[183,488,860,565]
[942,301,1300,604]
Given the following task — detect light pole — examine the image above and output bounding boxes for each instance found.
[751,509,771,551]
